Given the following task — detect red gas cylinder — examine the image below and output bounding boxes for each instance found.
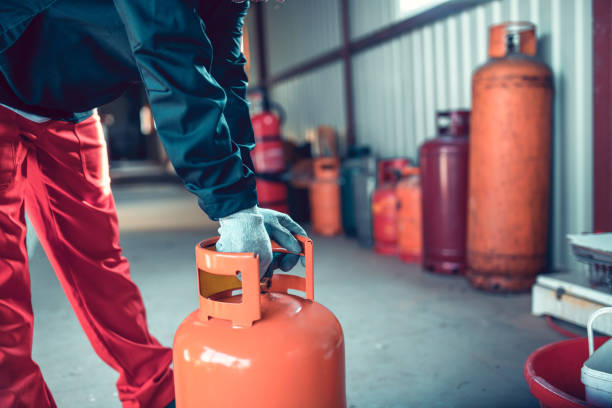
[420,111,470,274]
[377,158,411,185]
[251,112,285,174]
[173,236,346,408]
[372,158,411,255]
[396,167,422,263]
[310,158,342,236]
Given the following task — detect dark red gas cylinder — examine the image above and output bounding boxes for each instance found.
[372,158,411,255]
[251,110,289,214]
[420,111,470,274]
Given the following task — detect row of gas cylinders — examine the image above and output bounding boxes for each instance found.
[373,112,468,273]
[314,111,470,274]
[311,21,551,293]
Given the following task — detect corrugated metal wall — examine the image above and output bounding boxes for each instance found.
[252,0,593,270]
[269,62,346,144]
[350,0,449,39]
[263,0,342,77]
[246,0,346,141]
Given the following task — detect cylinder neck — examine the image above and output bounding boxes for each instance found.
[506,32,521,54]
[436,110,470,137]
[488,22,537,58]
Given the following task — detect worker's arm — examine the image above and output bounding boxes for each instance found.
[112,0,256,220]
[112,0,305,275]
[197,2,308,273]
[198,0,255,170]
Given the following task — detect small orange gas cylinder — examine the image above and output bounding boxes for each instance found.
[372,158,411,255]
[310,157,342,236]
[396,167,422,263]
[173,236,346,408]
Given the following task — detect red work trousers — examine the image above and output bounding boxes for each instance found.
[0,106,173,408]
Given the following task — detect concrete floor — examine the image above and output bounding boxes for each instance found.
[26,183,567,408]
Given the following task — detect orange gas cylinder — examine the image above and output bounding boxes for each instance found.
[372,159,411,255]
[467,22,553,292]
[310,158,342,236]
[372,184,398,255]
[173,236,346,408]
[396,168,422,263]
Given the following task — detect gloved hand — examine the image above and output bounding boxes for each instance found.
[216,206,307,279]
[259,207,308,274]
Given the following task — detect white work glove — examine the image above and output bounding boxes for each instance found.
[216,206,307,279]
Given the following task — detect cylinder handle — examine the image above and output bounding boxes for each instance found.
[195,235,314,328]
[587,307,612,356]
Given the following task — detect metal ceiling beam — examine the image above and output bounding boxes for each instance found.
[341,0,355,147]
[265,0,491,87]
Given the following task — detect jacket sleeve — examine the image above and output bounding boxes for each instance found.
[112,0,257,220]
[199,0,255,171]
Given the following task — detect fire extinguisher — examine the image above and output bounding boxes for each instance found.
[250,104,289,213]
[251,108,285,174]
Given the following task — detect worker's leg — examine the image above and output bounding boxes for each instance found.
[0,108,56,407]
[23,112,174,408]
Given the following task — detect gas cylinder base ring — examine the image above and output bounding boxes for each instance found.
[424,260,465,276]
[374,243,398,256]
[400,253,422,264]
[466,271,536,293]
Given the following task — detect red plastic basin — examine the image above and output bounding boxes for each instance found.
[524,336,609,408]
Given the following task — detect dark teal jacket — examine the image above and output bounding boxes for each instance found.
[0,0,257,220]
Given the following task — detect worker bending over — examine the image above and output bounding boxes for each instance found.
[0,1,304,407]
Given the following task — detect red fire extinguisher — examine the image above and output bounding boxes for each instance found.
[251,111,285,174]
[251,106,289,213]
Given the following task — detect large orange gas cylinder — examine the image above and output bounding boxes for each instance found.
[396,167,422,263]
[467,22,553,292]
[372,158,411,255]
[310,158,342,236]
[173,236,346,408]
